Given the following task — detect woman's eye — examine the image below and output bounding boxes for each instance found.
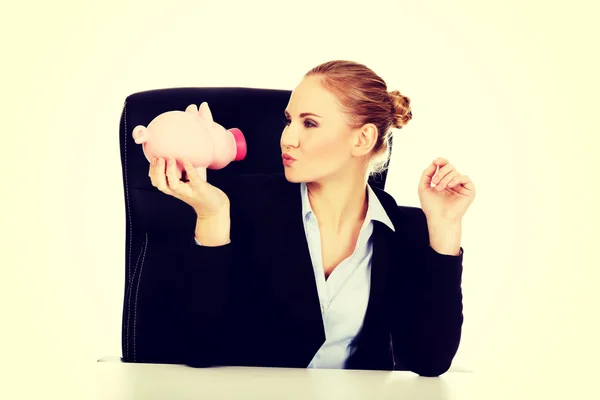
[283,117,317,128]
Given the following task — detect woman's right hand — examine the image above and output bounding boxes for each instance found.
[149,157,230,218]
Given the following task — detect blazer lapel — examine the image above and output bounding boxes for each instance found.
[346,189,399,370]
[362,188,399,336]
[257,178,325,367]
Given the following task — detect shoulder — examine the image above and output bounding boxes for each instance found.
[370,186,429,242]
[370,186,426,223]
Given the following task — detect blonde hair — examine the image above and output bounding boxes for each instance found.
[305,60,412,175]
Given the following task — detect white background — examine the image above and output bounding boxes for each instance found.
[2,0,598,397]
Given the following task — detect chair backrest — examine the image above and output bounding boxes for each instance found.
[118,87,390,363]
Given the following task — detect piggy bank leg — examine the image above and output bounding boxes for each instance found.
[180,165,207,182]
[177,163,189,182]
[194,167,207,182]
[176,164,185,181]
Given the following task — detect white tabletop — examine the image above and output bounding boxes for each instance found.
[95,360,477,400]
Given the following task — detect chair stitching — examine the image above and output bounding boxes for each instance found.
[126,233,145,361]
[133,232,148,362]
[123,104,134,360]
[390,332,397,369]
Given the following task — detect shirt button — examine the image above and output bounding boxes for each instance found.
[321,304,325,313]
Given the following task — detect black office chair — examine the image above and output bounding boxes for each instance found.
[118,87,391,364]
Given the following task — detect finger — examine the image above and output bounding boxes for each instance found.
[419,162,438,190]
[182,159,208,190]
[436,170,459,191]
[447,174,467,188]
[433,157,450,167]
[165,158,185,193]
[431,157,451,185]
[148,157,159,186]
[448,175,476,196]
[148,157,155,177]
[153,158,174,195]
[433,164,454,180]
[432,163,454,183]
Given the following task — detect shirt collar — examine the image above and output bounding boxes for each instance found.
[300,182,395,232]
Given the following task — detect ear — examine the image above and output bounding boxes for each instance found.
[351,123,378,157]
[132,125,148,144]
[185,104,198,113]
[198,102,214,122]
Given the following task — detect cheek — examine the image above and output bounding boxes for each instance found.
[304,130,349,159]
[286,131,351,181]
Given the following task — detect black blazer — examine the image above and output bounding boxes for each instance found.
[153,173,463,377]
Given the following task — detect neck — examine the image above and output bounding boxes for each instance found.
[306,172,369,235]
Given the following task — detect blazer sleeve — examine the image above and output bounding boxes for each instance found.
[390,208,464,377]
[181,174,265,368]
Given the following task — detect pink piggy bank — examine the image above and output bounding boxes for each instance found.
[132,102,247,181]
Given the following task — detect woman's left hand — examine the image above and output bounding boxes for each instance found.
[418,157,476,223]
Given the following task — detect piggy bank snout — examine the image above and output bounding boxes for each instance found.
[229,128,247,161]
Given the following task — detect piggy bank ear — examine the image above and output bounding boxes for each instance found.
[185,104,198,113]
[198,102,214,122]
[132,125,148,144]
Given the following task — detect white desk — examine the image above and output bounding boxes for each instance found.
[95,360,477,400]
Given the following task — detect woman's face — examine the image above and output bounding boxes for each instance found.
[280,76,364,183]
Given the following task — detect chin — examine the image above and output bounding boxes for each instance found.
[284,167,327,184]
[283,168,303,183]
[285,167,319,183]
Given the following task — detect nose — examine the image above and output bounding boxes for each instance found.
[280,123,300,149]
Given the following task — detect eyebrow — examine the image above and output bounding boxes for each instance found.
[284,110,323,118]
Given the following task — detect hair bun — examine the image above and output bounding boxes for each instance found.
[388,90,412,129]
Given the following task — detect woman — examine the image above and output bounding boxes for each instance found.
[148,60,475,376]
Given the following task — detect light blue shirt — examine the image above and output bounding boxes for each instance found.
[195,182,395,369]
[300,182,395,369]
